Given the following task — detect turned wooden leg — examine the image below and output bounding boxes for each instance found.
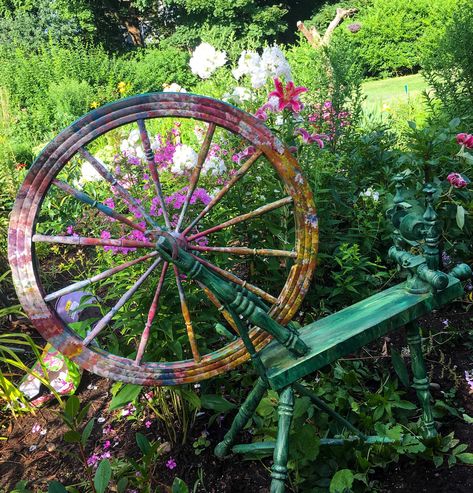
[270,385,294,493]
[214,377,269,457]
[406,322,437,439]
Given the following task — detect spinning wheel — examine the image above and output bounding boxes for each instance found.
[8,93,318,386]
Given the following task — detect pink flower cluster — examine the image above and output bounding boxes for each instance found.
[456,133,473,148]
[447,172,468,189]
[309,101,350,139]
[101,222,147,255]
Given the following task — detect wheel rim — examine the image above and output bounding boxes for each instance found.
[8,93,318,385]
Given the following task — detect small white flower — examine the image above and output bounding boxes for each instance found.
[80,160,102,183]
[162,83,187,93]
[360,187,379,202]
[40,429,47,436]
[97,416,106,423]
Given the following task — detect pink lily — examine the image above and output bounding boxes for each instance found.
[269,78,307,113]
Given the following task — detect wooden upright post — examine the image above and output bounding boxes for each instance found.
[406,322,437,439]
[270,385,295,493]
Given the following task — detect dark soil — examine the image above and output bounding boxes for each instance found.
[1,306,472,493]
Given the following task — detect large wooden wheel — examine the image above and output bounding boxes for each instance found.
[8,93,318,385]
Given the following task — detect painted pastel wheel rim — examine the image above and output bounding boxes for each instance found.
[8,93,318,385]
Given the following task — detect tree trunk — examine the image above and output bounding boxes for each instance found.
[124,18,144,46]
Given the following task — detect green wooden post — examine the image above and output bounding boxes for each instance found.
[214,377,269,458]
[406,322,437,439]
[270,385,294,493]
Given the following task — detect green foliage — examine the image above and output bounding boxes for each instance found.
[130,46,197,93]
[422,0,473,124]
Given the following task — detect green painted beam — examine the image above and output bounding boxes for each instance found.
[232,441,276,454]
[261,277,463,390]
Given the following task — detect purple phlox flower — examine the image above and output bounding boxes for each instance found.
[66,225,75,235]
[127,155,141,166]
[441,251,452,267]
[166,458,177,470]
[465,370,473,391]
[103,198,115,209]
[103,424,114,435]
[103,440,111,450]
[101,451,111,460]
[145,420,152,429]
[87,454,100,467]
[121,402,136,417]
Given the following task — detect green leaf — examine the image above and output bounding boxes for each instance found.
[117,477,128,493]
[433,455,443,468]
[94,459,112,493]
[48,481,68,493]
[463,413,473,424]
[136,432,152,456]
[456,205,465,230]
[81,418,95,446]
[179,388,201,410]
[330,469,354,493]
[109,384,142,410]
[391,348,410,387]
[394,400,417,410]
[63,430,81,443]
[65,396,80,419]
[457,452,473,464]
[172,477,189,493]
[201,394,237,413]
[76,403,91,424]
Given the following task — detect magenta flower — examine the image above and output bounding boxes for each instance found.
[145,420,152,429]
[268,78,307,113]
[166,458,177,470]
[294,128,325,148]
[103,440,111,450]
[447,172,468,188]
[87,454,100,467]
[456,133,473,149]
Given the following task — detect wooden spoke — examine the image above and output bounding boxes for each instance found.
[135,261,169,365]
[175,123,216,232]
[53,179,146,233]
[190,245,297,258]
[191,254,278,305]
[196,281,239,335]
[188,196,292,241]
[78,147,159,229]
[173,265,200,362]
[183,149,262,236]
[33,234,155,249]
[44,252,159,302]
[82,258,161,346]
[137,119,172,229]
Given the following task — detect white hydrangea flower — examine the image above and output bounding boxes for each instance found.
[171,144,198,174]
[232,50,262,80]
[202,156,227,176]
[163,83,187,93]
[189,42,227,79]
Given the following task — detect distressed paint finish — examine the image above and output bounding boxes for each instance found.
[189,245,297,258]
[8,92,317,385]
[33,234,155,249]
[406,322,437,439]
[261,276,463,390]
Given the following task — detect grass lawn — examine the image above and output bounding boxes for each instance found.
[362,73,429,113]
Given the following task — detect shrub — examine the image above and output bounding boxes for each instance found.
[422,0,473,125]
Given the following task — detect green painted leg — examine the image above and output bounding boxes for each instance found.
[214,377,269,458]
[270,385,294,493]
[406,322,437,439]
